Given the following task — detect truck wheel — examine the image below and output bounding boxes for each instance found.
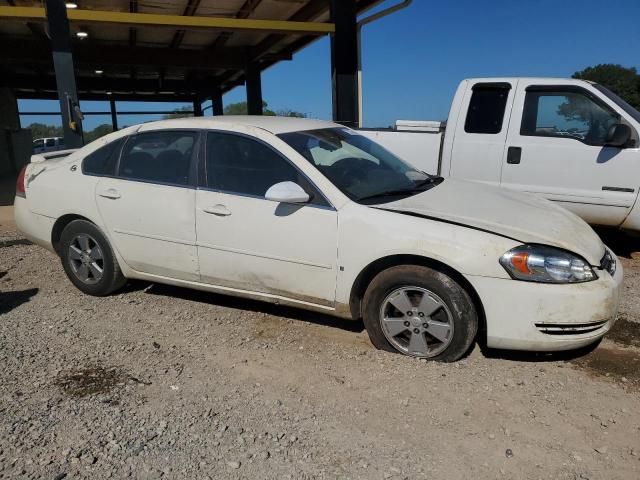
[59,220,126,296]
[362,265,478,362]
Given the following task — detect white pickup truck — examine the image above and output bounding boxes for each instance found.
[360,77,640,231]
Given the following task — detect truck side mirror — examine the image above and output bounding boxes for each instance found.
[605,123,632,148]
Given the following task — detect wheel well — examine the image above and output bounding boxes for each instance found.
[51,214,93,255]
[349,255,487,345]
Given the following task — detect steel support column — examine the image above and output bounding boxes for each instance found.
[330,0,359,128]
[246,63,263,115]
[45,0,83,147]
[193,97,203,117]
[212,87,224,116]
[109,98,118,130]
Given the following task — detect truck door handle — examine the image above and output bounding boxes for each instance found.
[507,146,522,164]
[98,188,121,199]
[203,204,231,216]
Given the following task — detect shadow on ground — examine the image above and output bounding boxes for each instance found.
[143,283,365,333]
[480,339,602,363]
[571,346,640,390]
[0,287,39,315]
[594,227,640,259]
[0,238,31,248]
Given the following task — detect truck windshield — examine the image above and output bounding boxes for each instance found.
[593,84,640,123]
[278,127,441,203]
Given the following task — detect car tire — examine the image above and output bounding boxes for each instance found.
[59,219,126,296]
[362,265,478,362]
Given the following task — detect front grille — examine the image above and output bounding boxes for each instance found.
[600,249,616,276]
[535,320,608,336]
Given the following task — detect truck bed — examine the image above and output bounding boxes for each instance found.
[358,120,444,174]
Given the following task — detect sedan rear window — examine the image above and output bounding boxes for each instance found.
[83,138,125,176]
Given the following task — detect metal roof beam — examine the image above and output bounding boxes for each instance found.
[170,0,202,49]
[0,39,292,71]
[8,74,230,96]
[0,6,334,35]
[18,92,197,103]
[210,0,263,50]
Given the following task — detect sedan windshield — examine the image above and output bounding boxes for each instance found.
[278,128,441,203]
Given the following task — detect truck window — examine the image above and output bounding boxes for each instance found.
[521,88,620,146]
[464,83,511,134]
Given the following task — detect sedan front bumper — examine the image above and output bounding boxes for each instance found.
[467,256,623,352]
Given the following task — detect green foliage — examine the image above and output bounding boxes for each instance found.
[275,108,307,118]
[162,106,194,119]
[84,124,114,143]
[26,122,113,144]
[572,64,640,110]
[223,100,306,118]
[26,123,63,140]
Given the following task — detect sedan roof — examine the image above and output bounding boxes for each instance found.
[136,115,341,134]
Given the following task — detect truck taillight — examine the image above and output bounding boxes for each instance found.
[15,165,27,198]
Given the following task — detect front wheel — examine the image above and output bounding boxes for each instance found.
[59,219,126,296]
[362,265,478,362]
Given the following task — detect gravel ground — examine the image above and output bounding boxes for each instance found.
[1,226,640,480]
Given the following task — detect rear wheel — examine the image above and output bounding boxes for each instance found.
[59,220,125,296]
[362,265,478,362]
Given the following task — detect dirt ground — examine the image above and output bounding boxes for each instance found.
[1,215,639,479]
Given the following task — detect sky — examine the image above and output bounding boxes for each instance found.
[19,0,640,131]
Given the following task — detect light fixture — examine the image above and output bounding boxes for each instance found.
[76,31,88,39]
[65,2,78,9]
[106,91,112,96]
[95,69,104,74]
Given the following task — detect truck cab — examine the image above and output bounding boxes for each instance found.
[361,77,640,231]
[33,137,65,155]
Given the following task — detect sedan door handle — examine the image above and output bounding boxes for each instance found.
[202,204,231,216]
[98,188,121,199]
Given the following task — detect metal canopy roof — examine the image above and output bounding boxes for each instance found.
[0,0,381,102]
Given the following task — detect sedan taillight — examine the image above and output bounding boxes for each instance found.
[15,165,27,198]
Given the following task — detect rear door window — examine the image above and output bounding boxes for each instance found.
[464,83,511,134]
[118,131,197,186]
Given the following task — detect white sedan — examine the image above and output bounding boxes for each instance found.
[14,116,623,361]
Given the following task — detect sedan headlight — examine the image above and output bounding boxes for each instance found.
[500,245,596,283]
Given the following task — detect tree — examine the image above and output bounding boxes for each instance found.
[84,124,113,143]
[26,122,114,144]
[223,100,306,117]
[162,106,194,119]
[572,64,640,110]
[26,123,63,140]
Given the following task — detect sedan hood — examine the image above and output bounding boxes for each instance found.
[378,178,605,265]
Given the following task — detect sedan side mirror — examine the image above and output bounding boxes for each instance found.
[605,123,632,148]
[265,181,310,204]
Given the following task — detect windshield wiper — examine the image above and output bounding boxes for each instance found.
[357,177,442,203]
